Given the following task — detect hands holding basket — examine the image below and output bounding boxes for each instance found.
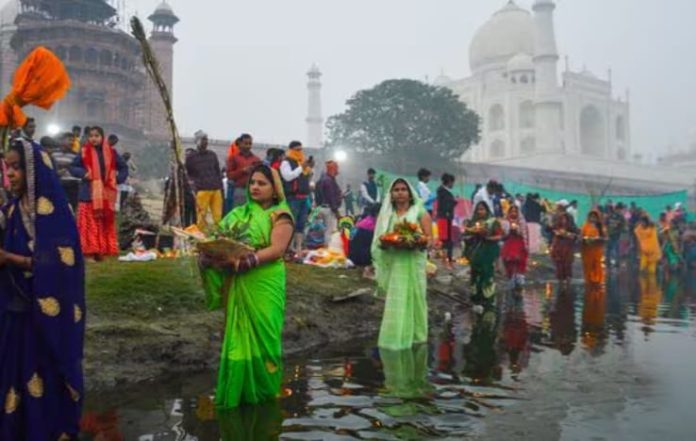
[379,220,430,251]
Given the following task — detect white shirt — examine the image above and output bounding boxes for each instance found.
[360,182,380,205]
[473,187,494,213]
[567,206,578,224]
[417,181,432,204]
[280,159,303,182]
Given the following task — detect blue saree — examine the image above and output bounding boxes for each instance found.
[0,140,85,440]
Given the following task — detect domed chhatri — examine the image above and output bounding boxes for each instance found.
[469,1,534,73]
[155,1,175,14]
[149,1,179,25]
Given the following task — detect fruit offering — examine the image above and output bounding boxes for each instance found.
[379,220,429,250]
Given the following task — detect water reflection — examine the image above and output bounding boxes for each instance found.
[380,345,432,399]
[80,410,124,441]
[501,294,529,378]
[582,285,607,355]
[218,401,283,441]
[549,286,577,355]
[464,308,501,385]
[639,275,662,339]
[83,271,696,440]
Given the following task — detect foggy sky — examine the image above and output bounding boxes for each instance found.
[18,0,696,157]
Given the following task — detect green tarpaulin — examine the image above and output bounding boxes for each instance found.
[375,169,689,222]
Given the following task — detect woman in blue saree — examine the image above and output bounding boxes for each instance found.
[0,139,85,440]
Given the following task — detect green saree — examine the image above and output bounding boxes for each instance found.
[372,179,429,351]
[465,205,502,303]
[201,193,292,409]
[662,229,682,268]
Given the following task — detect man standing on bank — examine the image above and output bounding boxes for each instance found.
[226,133,261,209]
[280,141,314,256]
[186,130,223,230]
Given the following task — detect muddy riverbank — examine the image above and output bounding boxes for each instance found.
[84,258,554,390]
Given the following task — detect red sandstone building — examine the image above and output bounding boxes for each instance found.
[0,0,178,147]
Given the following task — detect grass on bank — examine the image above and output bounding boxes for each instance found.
[85,259,371,321]
[86,258,205,320]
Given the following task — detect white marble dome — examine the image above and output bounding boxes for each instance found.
[507,52,534,72]
[469,1,535,73]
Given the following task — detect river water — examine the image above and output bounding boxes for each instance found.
[82,271,696,440]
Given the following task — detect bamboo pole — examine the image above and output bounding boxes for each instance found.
[130,16,187,226]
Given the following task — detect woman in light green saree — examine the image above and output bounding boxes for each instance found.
[372,178,433,350]
[199,164,294,409]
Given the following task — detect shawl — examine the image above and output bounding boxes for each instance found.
[635,223,662,259]
[286,148,310,175]
[505,206,528,250]
[371,178,426,293]
[227,141,239,162]
[1,139,85,398]
[81,142,117,218]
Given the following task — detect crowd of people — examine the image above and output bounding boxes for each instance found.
[185,132,385,260]
[2,117,695,437]
[1,119,134,262]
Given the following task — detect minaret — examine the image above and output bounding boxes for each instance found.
[146,1,179,141]
[306,64,324,149]
[532,0,562,153]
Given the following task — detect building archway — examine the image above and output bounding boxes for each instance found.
[580,105,605,156]
[490,139,505,158]
[488,104,505,132]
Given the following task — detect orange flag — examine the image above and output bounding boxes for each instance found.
[0,46,71,128]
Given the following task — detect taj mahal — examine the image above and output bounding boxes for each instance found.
[436,0,631,165]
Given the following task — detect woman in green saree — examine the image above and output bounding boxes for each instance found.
[199,164,294,409]
[372,178,433,350]
[464,202,503,304]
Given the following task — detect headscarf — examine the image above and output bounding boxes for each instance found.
[505,204,528,250]
[469,201,493,225]
[2,139,86,400]
[371,178,425,293]
[582,209,605,239]
[194,130,208,148]
[231,164,292,231]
